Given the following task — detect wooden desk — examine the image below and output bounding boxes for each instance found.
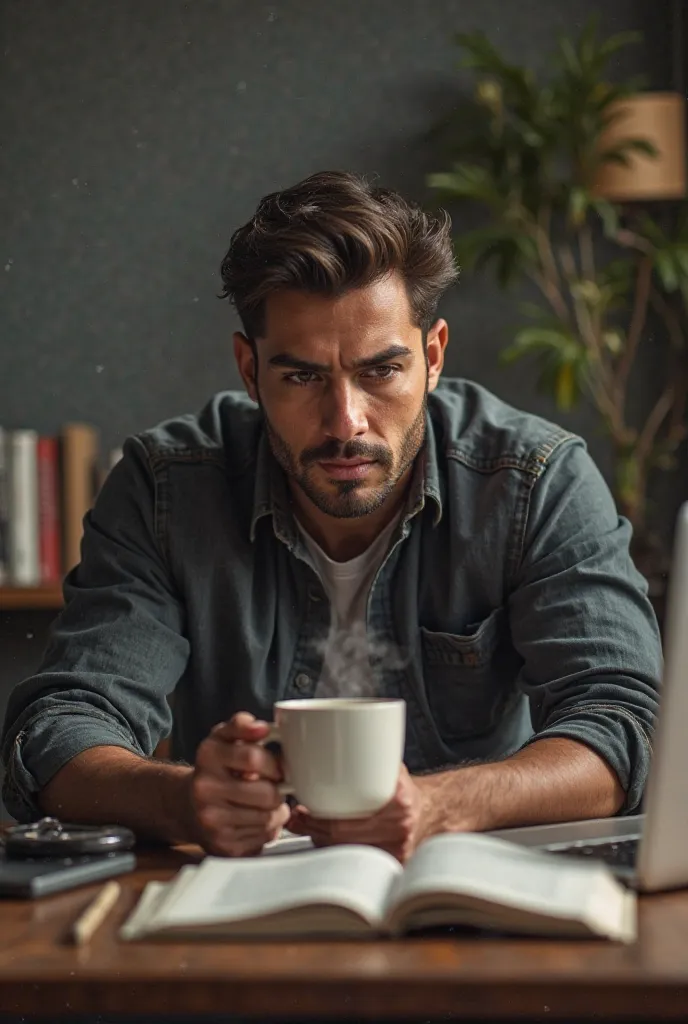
[2,845,688,1020]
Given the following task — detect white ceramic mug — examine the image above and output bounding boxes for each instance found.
[266,697,406,819]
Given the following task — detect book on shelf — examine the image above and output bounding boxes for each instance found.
[8,429,39,586]
[120,832,636,944]
[37,436,61,584]
[0,421,124,593]
[61,422,99,575]
[0,428,11,585]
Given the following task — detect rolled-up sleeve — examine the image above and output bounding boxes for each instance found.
[1,436,190,821]
[509,439,662,812]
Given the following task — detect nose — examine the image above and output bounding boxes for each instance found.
[321,379,368,442]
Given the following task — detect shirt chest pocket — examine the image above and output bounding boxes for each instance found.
[419,606,522,742]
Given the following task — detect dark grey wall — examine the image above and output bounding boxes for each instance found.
[0,0,679,819]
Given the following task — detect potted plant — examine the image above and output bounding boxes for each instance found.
[427,20,688,602]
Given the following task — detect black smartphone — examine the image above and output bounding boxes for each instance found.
[0,847,136,898]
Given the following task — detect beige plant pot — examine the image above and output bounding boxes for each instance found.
[594,92,686,201]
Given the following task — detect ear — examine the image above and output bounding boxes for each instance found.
[233,332,258,402]
[425,319,448,392]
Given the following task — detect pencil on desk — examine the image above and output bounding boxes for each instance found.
[72,880,121,946]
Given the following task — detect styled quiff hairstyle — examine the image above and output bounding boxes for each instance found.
[219,170,458,338]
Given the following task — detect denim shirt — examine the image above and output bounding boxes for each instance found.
[1,379,662,821]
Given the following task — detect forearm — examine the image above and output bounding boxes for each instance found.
[38,746,196,844]
[417,737,625,837]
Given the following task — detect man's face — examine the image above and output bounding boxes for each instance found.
[234,273,447,519]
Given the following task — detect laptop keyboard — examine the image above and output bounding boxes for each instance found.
[547,837,639,869]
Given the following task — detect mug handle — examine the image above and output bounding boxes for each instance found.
[259,723,294,797]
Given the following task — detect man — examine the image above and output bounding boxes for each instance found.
[2,171,661,863]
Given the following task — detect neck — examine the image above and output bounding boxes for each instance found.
[290,467,413,561]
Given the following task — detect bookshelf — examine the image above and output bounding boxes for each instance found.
[1,421,110,612]
[0,586,64,611]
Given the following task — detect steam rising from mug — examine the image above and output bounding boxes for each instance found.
[313,621,409,699]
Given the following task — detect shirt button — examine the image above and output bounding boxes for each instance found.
[294,673,311,693]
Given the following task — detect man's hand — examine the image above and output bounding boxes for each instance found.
[287,765,429,863]
[188,712,291,857]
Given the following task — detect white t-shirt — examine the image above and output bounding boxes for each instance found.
[296,513,401,698]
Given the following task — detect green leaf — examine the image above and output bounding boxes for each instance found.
[454,31,538,107]
[590,198,620,238]
[653,453,679,471]
[599,148,633,168]
[518,301,550,320]
[602,329,624,355]
[624,138,658,158]
[475,78,503,114]
[578,15,600,66]
[509,325,579,355]
[635,212,668,248]
[655,250,680,292]
[598,139,657,176]
[600,258,633,289]
[555,362,577,410]
[615,451,642,510]
[557,36,581,75]
[427,164,503,206]
[568,186,589,226]
[596,30,642,60]
[672,244,688,279]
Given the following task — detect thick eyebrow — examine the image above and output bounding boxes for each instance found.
[267,344,413,373]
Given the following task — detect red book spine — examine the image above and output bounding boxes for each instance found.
[37,436,62,584]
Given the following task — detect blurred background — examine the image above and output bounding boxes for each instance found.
[1,0,685,819]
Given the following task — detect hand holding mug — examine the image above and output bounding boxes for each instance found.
[188,712,291,857]
[288,764,428,863]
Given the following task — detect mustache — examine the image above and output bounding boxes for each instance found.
[300,438,393,468]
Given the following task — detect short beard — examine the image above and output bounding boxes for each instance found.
[261,390,427,520]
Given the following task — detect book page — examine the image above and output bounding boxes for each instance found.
[120,881,173,940]
[261,831,314,856]
[120,864,201,940]
[149,845,401,932]
[388,833,623,924]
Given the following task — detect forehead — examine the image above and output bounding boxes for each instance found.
[260,274,419,353]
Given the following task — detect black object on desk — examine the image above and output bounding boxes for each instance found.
[0,817,136,897]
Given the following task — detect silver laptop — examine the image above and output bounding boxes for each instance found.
[490,501,688,892]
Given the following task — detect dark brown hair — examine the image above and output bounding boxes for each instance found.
[219,170,458,338]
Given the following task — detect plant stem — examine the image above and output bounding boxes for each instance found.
[615,227,654,256]
[558,243,622,434]
[636,385,676,469]
[580,366,628,439]
[650,286,685,353]
[650,287,688,441]
[616,254,652,406]
[532,208,570,323]
[579,224,596,281]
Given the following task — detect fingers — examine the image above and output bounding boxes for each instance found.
[212,712,270,742]
[288,791,416,863]
[193,786,290,857]
[293,812,412,844]
[197,802,283,831]
[191,713,289,857]
[194,772,283,813]
[205,803,291,858]
[196,717,282,783]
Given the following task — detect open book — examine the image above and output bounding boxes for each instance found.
[121,833,636,943]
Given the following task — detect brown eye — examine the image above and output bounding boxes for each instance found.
[361,365,399,381]
[284,371,319,386]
